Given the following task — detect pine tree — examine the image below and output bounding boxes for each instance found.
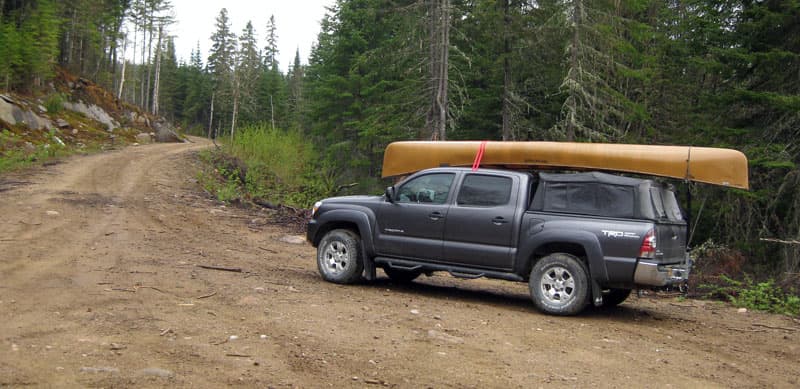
[207,8,237,136]
[553,0,653,141]
[264,15,278,69]
[18,0,60,89]
[0,20,23,90]
[236,21,261,126]
[182,43,212,131]
[287,48,305,130]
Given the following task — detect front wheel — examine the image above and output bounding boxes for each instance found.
[316,229,364,284]
[529,253,590,316]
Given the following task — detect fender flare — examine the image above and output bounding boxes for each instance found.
[314,208,377,257]
[517,229,608,283]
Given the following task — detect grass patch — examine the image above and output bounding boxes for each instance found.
[0,129,70,173]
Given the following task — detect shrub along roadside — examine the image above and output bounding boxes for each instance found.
[197,125,337,209]
[700,275,800,316]
[692,241,800,316]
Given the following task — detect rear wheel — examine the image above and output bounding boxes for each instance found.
[601,288,632,307]
[316,229,364,284]
[383,267,421,283]
[529,253,590,316]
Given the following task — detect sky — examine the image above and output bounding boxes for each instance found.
[167,0,336,72]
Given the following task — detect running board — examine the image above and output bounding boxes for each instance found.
[374,257,524,282]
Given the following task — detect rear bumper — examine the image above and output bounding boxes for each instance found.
[633,257,692,287]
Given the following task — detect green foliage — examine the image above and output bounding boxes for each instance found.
[0,0,60,90]
[703,276,800,316]
[44,93,66,114]
[199,125,337,208]
[0,129,69,173]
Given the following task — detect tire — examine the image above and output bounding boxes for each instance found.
[601,288,632,307]
[383,267,421,283]
[529,253,590,316]
[316,229,364,284]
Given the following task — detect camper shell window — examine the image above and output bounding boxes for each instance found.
[531,172,672,220]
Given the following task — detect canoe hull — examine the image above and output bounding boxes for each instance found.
[382,141,749,189]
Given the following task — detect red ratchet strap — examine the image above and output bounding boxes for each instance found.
[472,141,488,171]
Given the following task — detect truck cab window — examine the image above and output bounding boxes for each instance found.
[457,174,512,207]
[397,173,455,204]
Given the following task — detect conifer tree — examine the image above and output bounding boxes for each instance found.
[236,21,262,126]
[207,8,237,136]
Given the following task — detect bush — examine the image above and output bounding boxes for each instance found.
[702,275,800,316]
[44,93,66,114]
[200,125,338,208]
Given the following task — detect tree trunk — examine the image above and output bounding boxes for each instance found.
[208,92,215,139]
[231,78,239,140]
[426,0,449,141]
[140,12,147,107]
[117,34,128,99]
[145,8,155,113]
[130,23,138,104]
[151,27,163,115]
[270,95,275,130]
[501,0,513,141]
[565,0,582,141]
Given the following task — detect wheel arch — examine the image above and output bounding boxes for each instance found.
[518,230,608,283]
[312,209,377,258]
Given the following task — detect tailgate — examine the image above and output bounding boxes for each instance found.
[654,222,687,263]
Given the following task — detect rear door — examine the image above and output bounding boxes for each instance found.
[375,172,456,262]
[442,173,518,269]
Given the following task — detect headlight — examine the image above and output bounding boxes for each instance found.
[311,201,323,218]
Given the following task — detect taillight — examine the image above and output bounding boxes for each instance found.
[639,229,656,258]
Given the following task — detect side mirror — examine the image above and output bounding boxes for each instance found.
[385,186,396,203]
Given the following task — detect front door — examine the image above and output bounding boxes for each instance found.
[375,173,456,262]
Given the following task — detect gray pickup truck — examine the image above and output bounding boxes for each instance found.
[306,167,691,315]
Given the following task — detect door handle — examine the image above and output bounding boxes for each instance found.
[429,211,443,221]
[492,217,509,225]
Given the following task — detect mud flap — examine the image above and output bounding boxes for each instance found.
[362,242,376,281]
[591,278,603,307]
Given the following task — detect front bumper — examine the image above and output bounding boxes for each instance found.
[306,219,320,246]
[633,257,692,287]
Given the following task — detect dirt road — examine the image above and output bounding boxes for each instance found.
[1,139,798,388]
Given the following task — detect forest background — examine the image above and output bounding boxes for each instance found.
[1,0,799,305]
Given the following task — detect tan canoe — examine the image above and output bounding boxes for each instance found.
[382,141,749,189]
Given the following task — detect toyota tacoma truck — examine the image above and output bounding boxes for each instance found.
[306,167,692,315]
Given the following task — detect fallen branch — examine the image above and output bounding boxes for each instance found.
[258,247,277,253]
[137,286,166,293]
[669,303,697,308]
[110,288,136,292]
[759,237,800,245]
[225,353,252,358]
[159,328,172,336]
[196,291,217,299]
[726,327,767,333]
[197,265,242,273]
[752,323,798,332]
